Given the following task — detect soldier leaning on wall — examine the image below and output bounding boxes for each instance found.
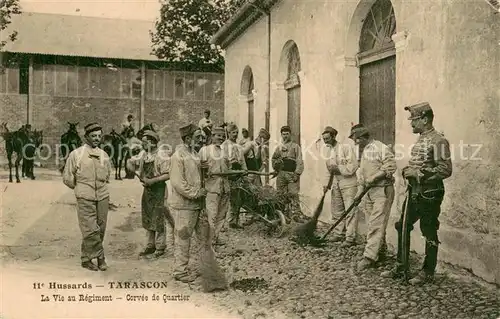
[381,102,452,285]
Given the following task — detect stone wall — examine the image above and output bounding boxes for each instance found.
[222,0,500,283]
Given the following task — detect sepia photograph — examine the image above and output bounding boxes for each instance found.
[0,0,499,318]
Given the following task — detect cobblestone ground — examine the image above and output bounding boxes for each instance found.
[1,169,499,319]
[206,218,500,319]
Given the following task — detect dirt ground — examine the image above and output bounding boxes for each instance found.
[1,168,499,319]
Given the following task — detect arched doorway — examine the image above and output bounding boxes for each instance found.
[240,66,255,138]
[358,0,396,146]
[282,41,301,144]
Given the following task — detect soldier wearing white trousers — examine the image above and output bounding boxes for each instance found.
[349,124,396,271]
[321,126,360,246]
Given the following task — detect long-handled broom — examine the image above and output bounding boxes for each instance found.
[198,168,228,293]
[292,173,335,243]
[319,185,372,241]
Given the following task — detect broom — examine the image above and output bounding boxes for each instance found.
[292,173,334,241]
[319,184,372,240]
[199,167,228,293]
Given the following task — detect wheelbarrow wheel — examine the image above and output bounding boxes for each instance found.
[267,210,288,238]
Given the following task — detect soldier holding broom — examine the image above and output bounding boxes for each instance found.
[350,124,397,271]
[321,126,360,247]
[168,124,208,283]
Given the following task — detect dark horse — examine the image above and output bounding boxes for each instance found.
[22,129,43,180]
[120,125,136,179]
[101,129,128,180]
[1,122,32,183]
[59,122,82,173]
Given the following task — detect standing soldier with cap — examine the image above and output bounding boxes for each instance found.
[199,126,231,245]
[127,130,172,258]
[221,123,247,229]
[321,126,360,246]
[63,122,112,271]
[168,123,208,283]
[272,125,304,221]
[256,128,271,177]
[350,124,397,271]
[381,102,452,285]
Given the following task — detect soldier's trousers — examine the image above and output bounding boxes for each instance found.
[206,192,230,241]
[363,185,394,261]
[395,189,444,274]
[330,185,359,242]
[170,208,209,278]
[146,229,168,251]
[76,197,109,262]
[228,186,243,225]
[276,171,301,216]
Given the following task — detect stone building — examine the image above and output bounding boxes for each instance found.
[0,12,225,167]
[211,0,500,284]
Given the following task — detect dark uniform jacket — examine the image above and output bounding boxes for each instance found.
[406,128,452,191]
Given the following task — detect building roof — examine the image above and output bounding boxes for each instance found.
[1,12,161,61]
[210,0,280,49]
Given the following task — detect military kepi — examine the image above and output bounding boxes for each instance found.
[142,130,160,142]
[280,125,291,133]
[349,123,369,139]
[322,126,338,137]
[179,123,198,139]
[212,126,225,135]
[84,122,102,135]
[404,102,433,120]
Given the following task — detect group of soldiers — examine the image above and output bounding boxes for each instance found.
[318,101,452,285]
[62,101,452,287]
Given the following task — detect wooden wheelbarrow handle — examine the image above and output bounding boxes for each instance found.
[208,170,277,177]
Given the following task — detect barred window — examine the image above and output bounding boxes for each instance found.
[43,65,55,95]
[164,71,174,100]
[67,66,78,96]
[194,73,205,100]
[185,72,195,100]
[54,65,68,96]
[174,72,184,100]
[131,69,141,99]
[78,67,89,97]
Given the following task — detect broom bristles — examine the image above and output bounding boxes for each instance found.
[200,245,228,292]
[292,193,326,237]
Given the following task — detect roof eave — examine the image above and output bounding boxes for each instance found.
[210,0,279,49]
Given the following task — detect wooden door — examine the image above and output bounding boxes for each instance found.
[359,55,396,147]
[287,85,301,144]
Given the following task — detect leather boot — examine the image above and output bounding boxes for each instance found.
[81,261,98,271]
[97,257,108,271]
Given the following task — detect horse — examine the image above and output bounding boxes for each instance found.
[22,129,43,180]
[0,122,31,183]
[102,129,128,180]
[59,122,82,173]
[202,126,213,145]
